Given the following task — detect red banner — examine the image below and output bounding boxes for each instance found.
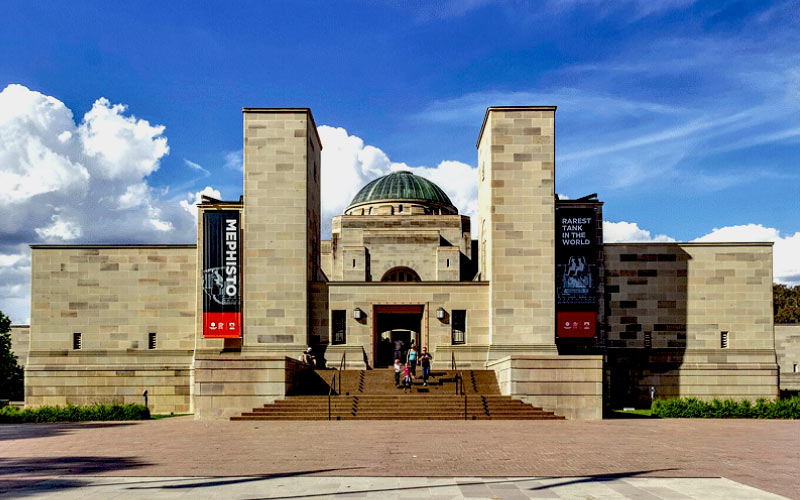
[203,312,241,338]
[557,311,596,338]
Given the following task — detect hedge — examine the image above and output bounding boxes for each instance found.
[0,403,150,423]
[652,396,800,419]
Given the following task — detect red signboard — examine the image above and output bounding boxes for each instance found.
[557,311,596,338]
[203,312,241,339]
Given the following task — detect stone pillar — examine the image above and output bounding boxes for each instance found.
[242,108,321,353]
[477,106,557,356]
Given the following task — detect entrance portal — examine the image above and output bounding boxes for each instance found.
[373,305,424,368]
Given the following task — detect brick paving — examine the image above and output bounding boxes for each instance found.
[0,418,797,498]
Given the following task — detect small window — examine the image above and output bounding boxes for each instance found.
[446,258,450,268]
[332,310,346,345]
[793,363,798,373]
[644,331,652,349]
[452,310,466,345]
[73,332,82,350]
[399,204,403,213]
[148,332,157,350]
[721,331,728,349]
[352,258,356,268]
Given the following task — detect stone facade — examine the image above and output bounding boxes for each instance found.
[775,324,800,392]
[18,105,783,420]
[477,107,556,354]
[26,245,196,413]
[10,325,29,368]
[602,243,778,407]
[241,109,320,353]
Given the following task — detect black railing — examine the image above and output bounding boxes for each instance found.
[328,352,346,421]
[451,352,464,396]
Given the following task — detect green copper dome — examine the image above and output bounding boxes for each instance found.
[349,171,454,208]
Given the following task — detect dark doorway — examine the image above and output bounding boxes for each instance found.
[373,305,424,368]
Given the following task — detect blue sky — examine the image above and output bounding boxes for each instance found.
[0,0,799,322]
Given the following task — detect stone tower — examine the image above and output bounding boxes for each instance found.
[477,106,557,356]
[242,108,321,353]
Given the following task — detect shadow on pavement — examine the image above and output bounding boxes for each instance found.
[235,468,680,499]
[0,455,151,498]
[126,467,367,490]
[0,422,138,442]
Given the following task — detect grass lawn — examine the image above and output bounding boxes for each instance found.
[610,408,655,418]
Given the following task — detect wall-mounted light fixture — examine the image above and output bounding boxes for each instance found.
[353,307,364,320]
[436,307,446,320]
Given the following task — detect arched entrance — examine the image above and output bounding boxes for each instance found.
[372,304,425,367]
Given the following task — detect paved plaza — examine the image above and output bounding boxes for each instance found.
[1,417,798,499]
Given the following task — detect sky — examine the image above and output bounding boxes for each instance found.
[0,0,799,323]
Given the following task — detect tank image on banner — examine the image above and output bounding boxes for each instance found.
[203,210,241,338]
[556,206,598,338]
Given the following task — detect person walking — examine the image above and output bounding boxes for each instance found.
[419,346,433,386]
[393,338,404,364]
[406,345,418,377]
[402,363,412,392]
[393,358,402,387]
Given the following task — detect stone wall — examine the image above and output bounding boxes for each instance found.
[775,324,800,391]
[603,242,778,405]
[27,245,196,413]
[489,355,603,420]
[477,107,556,352]
[193,356,308,420]
[10,325,29,368]
[326,281,489,368]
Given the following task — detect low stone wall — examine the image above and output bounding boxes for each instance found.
[193,356,308,420]
[605,349,779,408]
[25,351,192,413]
[487,355,603,420]
[775,324,800,392]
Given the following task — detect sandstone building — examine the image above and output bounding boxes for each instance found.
[18,106,782,419]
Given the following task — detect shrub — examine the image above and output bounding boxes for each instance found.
[652,396,800,419]
[0,403,150,423]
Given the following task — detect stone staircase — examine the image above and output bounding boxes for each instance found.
[231,369,564,421]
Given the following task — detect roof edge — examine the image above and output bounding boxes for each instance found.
[477,106,557,149]
[242,107,321,148]
[603,242,774,247]
[30,244,197,249]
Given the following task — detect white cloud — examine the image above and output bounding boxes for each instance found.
[180,186,222,219]
[77,97,168,180]
[34,214,82,240]
[693,224,800,285]
[184,158,209,176]
[318,126,478,237]
[0,253,23,267]
[603,221,676,243]
[223,149,243,171]
[0,84,198,323]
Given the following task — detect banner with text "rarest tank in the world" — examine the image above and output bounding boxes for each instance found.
[202,210,241,338]
[555,207,598,338]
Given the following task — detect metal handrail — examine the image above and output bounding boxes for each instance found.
[338,352,345,393]
[328,371,336,421]
[328,352,346,421]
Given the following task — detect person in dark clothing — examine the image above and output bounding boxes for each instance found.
[393,338,404,364]
[419,346,433,386]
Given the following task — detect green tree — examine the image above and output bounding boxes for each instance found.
[0,310,24,401]
[774,284,800,324]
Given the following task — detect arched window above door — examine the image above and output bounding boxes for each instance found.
[381,267,421,282]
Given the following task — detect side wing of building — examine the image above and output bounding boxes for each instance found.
[27,245,196,413]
